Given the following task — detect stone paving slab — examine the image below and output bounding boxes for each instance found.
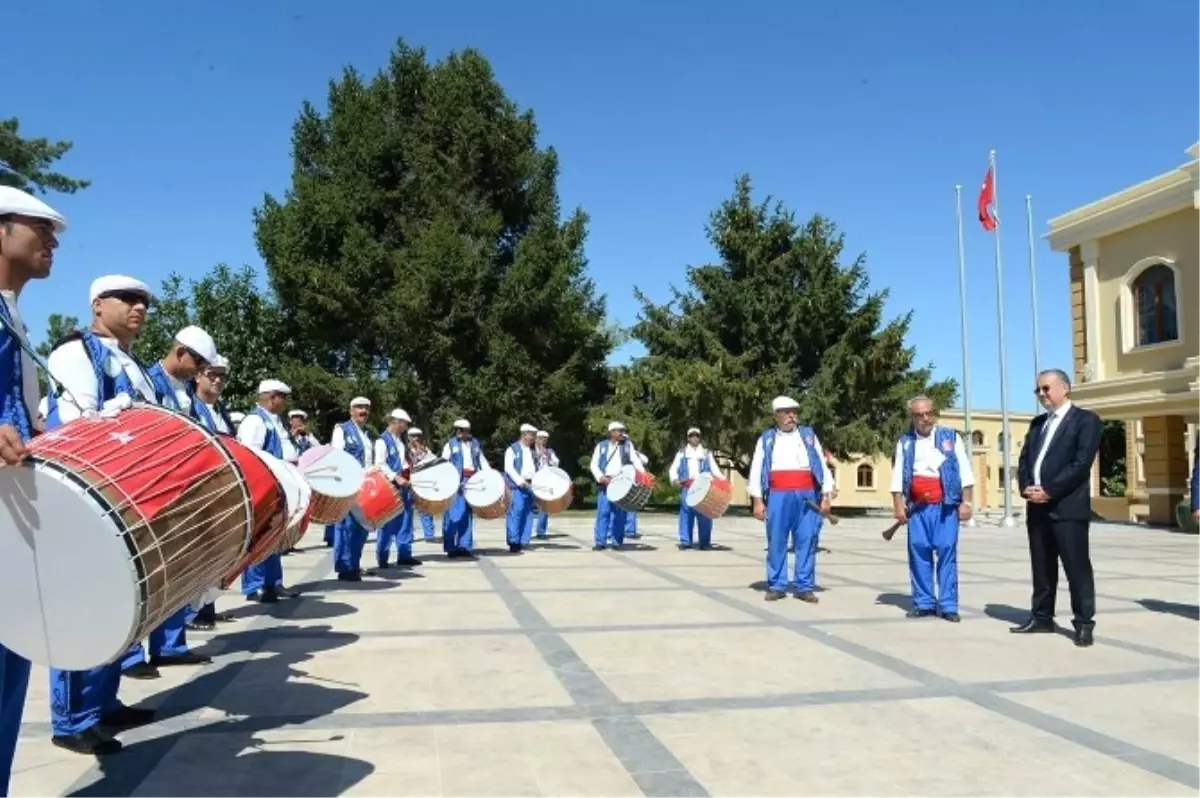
[10,512,1199,796]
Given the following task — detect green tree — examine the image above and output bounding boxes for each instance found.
[35,313,80,360]
[254,39,615,467]
[0,118,90,194]
[604,175,956,480]
[1098,419,1127,497]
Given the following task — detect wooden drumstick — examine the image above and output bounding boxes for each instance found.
[882,520,904,541]
[805,499,840,525]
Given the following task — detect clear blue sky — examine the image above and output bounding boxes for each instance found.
[9,0,1198,413]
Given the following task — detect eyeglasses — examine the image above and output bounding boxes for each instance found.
[203,369,227,380]
[1034,385,1053,395]
[99,290,152,308]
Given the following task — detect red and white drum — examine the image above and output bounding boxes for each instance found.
[608,465,655,513]
[245,449,312,554]
[297,445,364,524]
[0,404,280,670]
[353,467,404,529]
[531,467,573,514]
[217,441,293,588]
[464,469,509,520]
[409,460,460,516]
[685,473,733,520]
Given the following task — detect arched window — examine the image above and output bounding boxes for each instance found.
[971,431,985,448]
[997,432,1006,453]
[1133,263,1178,347]
[856,464,874,489]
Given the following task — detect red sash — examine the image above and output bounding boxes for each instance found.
[909,475,944,504]
[769,469,815,491]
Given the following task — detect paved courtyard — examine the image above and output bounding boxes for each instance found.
[10,511,1200,796]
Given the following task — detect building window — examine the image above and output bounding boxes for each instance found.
[998,466,1008,488]
[1133,264,1179,346]
[971,431,985,448]
[997,432,1006,453]
[856,464,874,489]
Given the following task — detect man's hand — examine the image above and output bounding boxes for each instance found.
[393,475,409,487]
[0,425,28,466]
[892,503,908,523]
[752,497,766,522]
[820,495,831,513]
[958,503,973,521]
[599,476,611,486]
[1024,486,1050,503]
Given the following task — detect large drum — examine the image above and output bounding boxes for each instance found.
[217,443,293,588]
[409,460,460,516]
[685,473,733,520]
[298,445,364,524]
[0,404,280,670]
[608,465,654,513]
[464,469,509,520]
[245,450,312,554]
[531,467,573,514]
[353,467,404,529]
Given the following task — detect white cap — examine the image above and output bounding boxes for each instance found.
[407,427,423,437]
[607,421,626,432]
[288,409,307,419]
[390,409,411,422]
[258,379,291,395]
[350,396,371,407]
[453,418,471,429]
[174,325,218,363]
[229,411,246,423]
[536,430,549,438]
[772,395,800,412]
[0,186,67,233]
[519,423,537,433]
[687,427,701,436]
[209,354,229,371]
[89,275,154,304]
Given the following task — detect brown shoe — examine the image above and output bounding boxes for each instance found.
[794,592,819,604]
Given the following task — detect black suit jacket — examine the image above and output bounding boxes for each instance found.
[1017,405,1102,522]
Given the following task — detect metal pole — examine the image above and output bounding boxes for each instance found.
[1025,194,1043,399]
[955,185,977,527]
[990,150,1016,527]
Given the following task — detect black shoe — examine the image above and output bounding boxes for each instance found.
[817,546,832,553]
[245,591,262,602]
[794,591,819,604]
[52,727,122,756]
[941,612,962,623]
[906,609,936,619]
[151,651,212,667]
[215,612,235,623]
[626,532,641,539]
[1074,627,1094,647]
[508,544,522,553]
[359,568,377,577]
[764,591,787,602]
[258,587,280,603]
[325,540,334,548]
[186,620,215,631]
[99,705,155,728]
[677,543,692,550]
[274,586,298,598]
[1010,619,1055,634]
[698,544,711,550]
[396,556,423,566]
[123,662,160,680]
[377,561,390,570]
[592,545,606,551]
[336,572,362,582]
[612,544,624,551]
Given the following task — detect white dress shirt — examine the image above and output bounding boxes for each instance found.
[505,443,537,485]
[203,402,230,434]
[374,432,406,479]
[440,439,490,472]
[238,408,296,461]
[157,366,192,416]
[333,422,375,467]
[590,438,645,482]
[747,427,834,499]
[1,292,41,431]
[1032,401,1072,486]
[889,428,976,493]
[535,446,560,469]
[47,335,156,423]
[669,444,723,484]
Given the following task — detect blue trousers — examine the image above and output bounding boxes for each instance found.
[122,609,191,669]
[533,507,549,538]
[442,492,474,553]
[49,662,121,737]
[374,504,413,565]
[334,514,369,575]
[507,487,535,545]
[907,503,960,613]
[626,511,638,535]
[765,489,821,592]
[678,497,712,546]
[242,552,284,595]
[419,512,435,540]
[594,489,628,547]
[323,524,335,545]
[1,646,31,795]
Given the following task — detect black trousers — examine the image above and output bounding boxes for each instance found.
[1026,514,1095,628]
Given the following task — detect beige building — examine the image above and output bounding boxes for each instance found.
[1046,142,1199,526]
[724,408,1035,512]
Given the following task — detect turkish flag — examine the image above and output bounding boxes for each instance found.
[977,165,997,232]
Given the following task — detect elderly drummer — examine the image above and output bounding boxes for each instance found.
[589,421,646,551]
[748,395,834,603]
[145,325,217,413]
[670,427,723,550]
[504,423,539,553]
[237,379,299,601]
[332,396,376,580]
[45,273,170,756]
[531,430,559,540]
[407,427,438,542]
[374,408,421,569]
[440,418,490,558]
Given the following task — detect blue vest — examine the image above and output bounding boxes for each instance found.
[676,447,712,482]
[254,407,284,459]
[448,437,483,476]
[340,421,369,466]
[380,431,403,472]
[759,426,825,496]
[899,426,963,506]
[46,331,150,429]
[145,362,182,411]
[0,300,34,442]
[192,399,234,435]
[598,438,632,472]
[294,432,315,455]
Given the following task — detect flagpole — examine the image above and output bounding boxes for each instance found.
[1025,194,1043,389]
[990,150,1016,528]
[954,185,977,528]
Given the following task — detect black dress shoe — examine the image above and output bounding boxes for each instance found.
[99,705,155,728]
[677,543,692,550]
[276,586,298,598]
[52,727,122,756]
[941,612,962,623]
[396,556,422,566]
[794,591,819,604]
[764,591,787,601]
[906,609,936,618]
[1010,619,1055,634]
[336,572,362,582]
[122,662,160,680]
[698,544,711,550]
[508,544,522,553]
[214,612,235,623]
[592,545,606,551]
[186,620,215,631]
[151,651,212,667]
[1074,627,1094,647]
[377,561,390,570]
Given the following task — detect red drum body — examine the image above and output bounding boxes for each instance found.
[354,467,405,529]
[216,441,289,587]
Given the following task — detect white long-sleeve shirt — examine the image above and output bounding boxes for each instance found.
[441,439,490,472]
[155,366,192,416]
[1,291,41,431]
[747,427,834,499]
[889,429,976,493]
[46,336,156,423]
[669,444,723,484]
[237,408,297,461]
[590,438,645,482]
[374,432,406,479]
[505,443,537,485]
[333,422,375,467]
[202,401,231,434]
[535,446,560,469]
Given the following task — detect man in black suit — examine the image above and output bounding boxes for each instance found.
[1012,368,1103,647]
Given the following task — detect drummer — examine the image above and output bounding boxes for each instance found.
[531,430,559,540]
[332,396,376,580]
[374,408,421,568]
[288,410,320,456]
[589,421,647,551]
[407,427,438,542]
[0,187,67,780]
[440,418,490,559]
[622,449,649,541]
[145,325,217,412]
[670,427,724,550]
[504,423,539,553]
[237,379,299,602]
[45,274,163,756]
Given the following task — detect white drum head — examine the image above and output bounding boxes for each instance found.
[465,470,506,508]
[532,467,571,501]
[685,473,715,508]
[298,445,364,499]
[607,473,634,503]
[249,447,303,523]
[0,462,140,669]
[279,459,312,529]
[410,461,460,502]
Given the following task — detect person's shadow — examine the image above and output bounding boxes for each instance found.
[1138,598,1200,621]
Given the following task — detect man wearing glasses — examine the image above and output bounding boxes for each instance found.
[889,396,975,623]
[145,325,217,414]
